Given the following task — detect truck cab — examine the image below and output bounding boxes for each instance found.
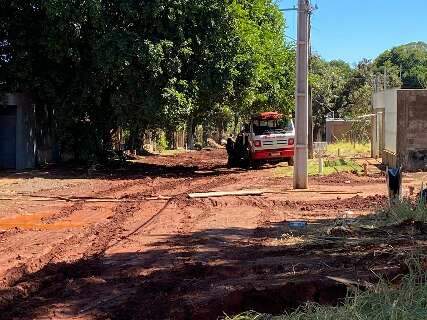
[227,112,295,168]
[249,112,295,165]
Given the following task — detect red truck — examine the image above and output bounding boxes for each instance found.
[226,112,295,168]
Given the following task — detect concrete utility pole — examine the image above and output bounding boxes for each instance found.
[308,87,313,159]
[293,0,310,189]
[307,4,314,160]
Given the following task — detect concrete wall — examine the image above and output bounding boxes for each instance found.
[373,89,398,153]
[371,109,385,158]
[1,93,36,170]
[382,89,398,153]
[397,90,427,170]
[373,89,397,165]
[326,119,351,143]
[374,89,427,170]
[326,119,371,143]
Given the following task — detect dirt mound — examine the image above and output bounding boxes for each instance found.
[281,194,388,212]
[313,172,385,185]
[206,138,225,149]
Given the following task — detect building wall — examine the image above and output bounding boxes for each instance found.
[326,119,350,143]
[383,89,398,153]
[375,89,427,170]
[0,105,17,168]
[397,90,427,170]
[373,89,398,166]
[1,93,36,170]
[325,119,371,143]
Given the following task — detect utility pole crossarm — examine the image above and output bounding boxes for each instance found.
[279,7,298,12]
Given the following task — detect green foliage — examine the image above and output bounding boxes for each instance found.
[380,194,427,225]
[156,132,169,152]
[310,56,353,130]
[375,42,427,89]
[310,57,374,139]
[0,0,295,158]
[228,0,295,119]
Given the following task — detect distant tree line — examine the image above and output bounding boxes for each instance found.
[0,0,295,160]
[309,41,427,140]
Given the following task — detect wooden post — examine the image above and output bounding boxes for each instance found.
[319,157,324,175]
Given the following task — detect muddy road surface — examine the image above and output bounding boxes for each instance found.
[0,150,426,319]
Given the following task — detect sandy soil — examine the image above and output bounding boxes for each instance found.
[0,149,426,320]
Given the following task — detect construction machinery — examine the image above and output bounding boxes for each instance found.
[226,112,295,168]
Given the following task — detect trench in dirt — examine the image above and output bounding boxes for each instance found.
[194,279,348,319]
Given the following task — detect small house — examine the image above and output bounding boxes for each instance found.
[372,89,427,170]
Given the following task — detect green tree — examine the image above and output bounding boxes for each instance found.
[1,0,241,155]
[375,42,427,89]
[309,55,352,139]
[1,0,297,156]
[228,0,295,124]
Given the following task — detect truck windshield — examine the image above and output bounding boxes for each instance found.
[252,119,294,135]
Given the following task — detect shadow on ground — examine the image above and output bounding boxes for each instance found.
[1,217,421,320]
[0,160,243,181]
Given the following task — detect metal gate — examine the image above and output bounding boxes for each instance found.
[0,106,17,169]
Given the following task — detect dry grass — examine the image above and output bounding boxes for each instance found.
[275,158,362,177]
[327,141,371,158]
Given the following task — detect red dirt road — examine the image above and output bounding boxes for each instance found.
[0,150,426,319]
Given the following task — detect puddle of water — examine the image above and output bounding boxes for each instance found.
[0,212,84,230]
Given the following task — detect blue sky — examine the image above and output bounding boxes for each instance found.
[278,0,427,65]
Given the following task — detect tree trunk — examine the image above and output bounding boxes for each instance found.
[233,114,239,135]
[186,117,195,149]
[217,121,224,144]
[313,124,321,143]
[166,128,175,150]
[202,126,208,147]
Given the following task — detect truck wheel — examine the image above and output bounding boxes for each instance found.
[239,158,250,169]
[239,145,251,169]
[251,159,263,169]
[288,157,294,166]
[227,157,234,168]
[227,155,238,168]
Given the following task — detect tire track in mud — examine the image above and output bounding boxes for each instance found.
[42,179,155,223]
[0,173,385,297]
[0,166,406,319]
[103,173,240,250]
[0,201,140,309]
[1,170,238,286]
[0,171,240,314]
[0,178,156,310]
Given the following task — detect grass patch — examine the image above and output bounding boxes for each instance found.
[380,195,427,225]
[275,158,362,177]
[327,141,371,158]
[225,256,427,320]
